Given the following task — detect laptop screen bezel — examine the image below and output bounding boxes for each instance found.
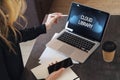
[65,2,110,42]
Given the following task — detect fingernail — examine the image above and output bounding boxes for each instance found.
[61,68,65,71]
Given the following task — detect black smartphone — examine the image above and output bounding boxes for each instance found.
[48,58,73,74]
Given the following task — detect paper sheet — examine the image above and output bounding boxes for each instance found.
[39,33,79,64]
[31,65,80,80]
[31,64,49,79]
[20,39,36,66]
[31,33,80,80]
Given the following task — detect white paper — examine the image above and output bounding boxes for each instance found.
[57,68,79,80]
[20,39,36,66]
[31,65,80,80]
[57,68,80,80]
[31,33,80,80]
[31,64,49,79]
[39,33,79,64]
[39,47,68,64]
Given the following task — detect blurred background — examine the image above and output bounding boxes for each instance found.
[25,0,120,28]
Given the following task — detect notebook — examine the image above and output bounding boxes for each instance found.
[47,2,110,63]
[31,65,80,80]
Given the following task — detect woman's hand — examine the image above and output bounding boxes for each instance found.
[45,13,62,30]
[46,68,65,80]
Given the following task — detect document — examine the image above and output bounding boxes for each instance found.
[31,65,80,80]
[31,64,49,79]
[31,33,80,80]
[39,33,79,64]
[20,39,36,66]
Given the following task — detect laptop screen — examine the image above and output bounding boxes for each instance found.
[67,3,110,42]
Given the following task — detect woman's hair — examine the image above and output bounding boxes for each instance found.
[0,0,27,53]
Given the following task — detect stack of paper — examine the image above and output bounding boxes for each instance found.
[31,33,80,80]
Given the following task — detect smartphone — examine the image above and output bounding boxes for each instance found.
[48,58,73,74]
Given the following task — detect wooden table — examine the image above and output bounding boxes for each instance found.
[24,15,120,80]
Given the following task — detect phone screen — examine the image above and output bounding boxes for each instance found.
[48,58,73,74]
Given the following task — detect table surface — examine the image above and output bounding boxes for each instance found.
[24,15,120,80]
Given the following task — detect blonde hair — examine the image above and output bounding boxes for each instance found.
[0,0,27,53]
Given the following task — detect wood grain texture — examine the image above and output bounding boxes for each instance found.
[50,0,120,15]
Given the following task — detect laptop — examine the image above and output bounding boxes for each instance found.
[47,2,110,63]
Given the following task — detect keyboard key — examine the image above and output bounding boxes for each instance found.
[57,32,95,52]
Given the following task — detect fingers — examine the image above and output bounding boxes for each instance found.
[55,68,65,75]
[49,61,58,66]
[46,68,65,80]
[48,13,62,19]
[45,12,63,30]
[47,61,65,80]
[51,68,65,79]
[49,12,63,17]
[48,12,63,22]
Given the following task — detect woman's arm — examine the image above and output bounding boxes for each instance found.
[17,13,62,43]
[18,24,46,43]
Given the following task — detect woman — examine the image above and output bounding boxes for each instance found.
[0,0,64,80]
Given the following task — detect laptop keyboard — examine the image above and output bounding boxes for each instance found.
[57,32,95,52]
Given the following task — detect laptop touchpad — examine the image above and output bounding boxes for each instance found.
[58,44,75,56]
